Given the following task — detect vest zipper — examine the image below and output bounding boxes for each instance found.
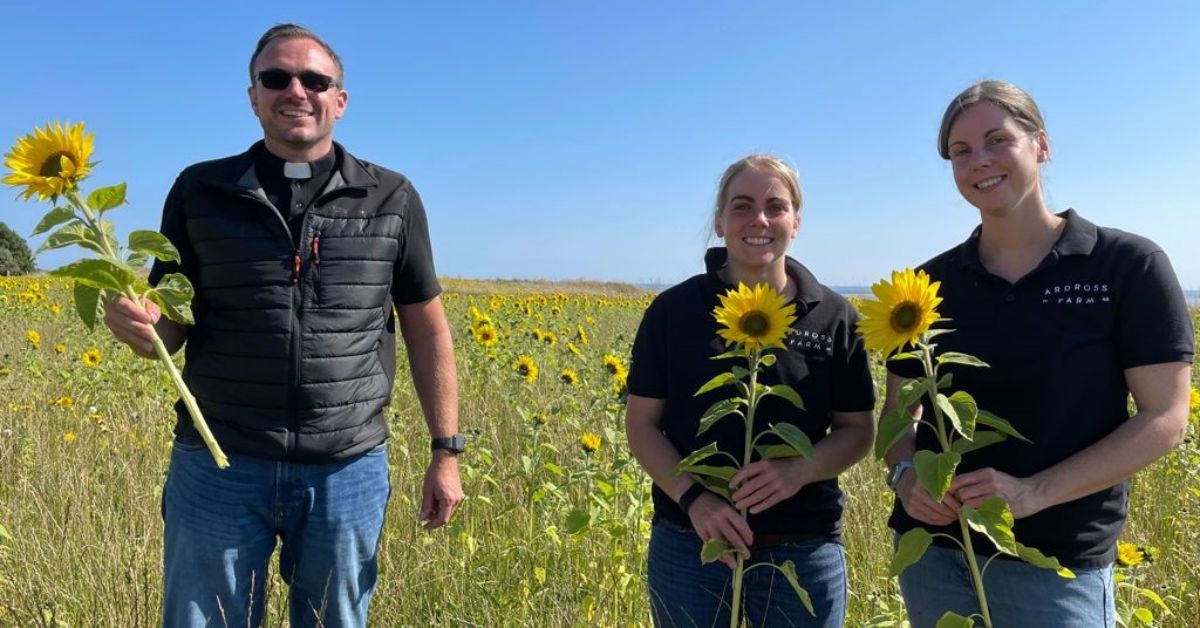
[311,232,321,309]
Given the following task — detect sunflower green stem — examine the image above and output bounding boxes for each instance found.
[919,334,990,627]
[728,348,762,628]
[65,189,230,469]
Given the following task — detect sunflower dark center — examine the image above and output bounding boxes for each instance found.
[889,302,920,333]
[739,311,770,337]
[38,151,74,178]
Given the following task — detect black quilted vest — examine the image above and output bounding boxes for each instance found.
[170,145,414,462]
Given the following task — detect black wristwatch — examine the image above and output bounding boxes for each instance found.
[431,434,466,455]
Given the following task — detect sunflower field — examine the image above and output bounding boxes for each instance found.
[0,276,1197,627]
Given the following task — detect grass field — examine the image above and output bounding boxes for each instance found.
[1,275,1196,627]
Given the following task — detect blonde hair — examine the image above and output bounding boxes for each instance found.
[937,80,1046,159]
[711,154,803,234]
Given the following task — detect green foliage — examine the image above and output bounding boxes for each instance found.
[0,222,35,275]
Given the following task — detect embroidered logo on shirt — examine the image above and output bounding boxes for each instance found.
[786,328,834,355]
[1041,282,1110,305]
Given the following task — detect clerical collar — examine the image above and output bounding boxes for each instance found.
[253,143,337,182]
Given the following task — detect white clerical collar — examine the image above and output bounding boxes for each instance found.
[283,162,312,179]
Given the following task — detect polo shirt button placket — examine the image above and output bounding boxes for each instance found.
[1004,293,1015,303]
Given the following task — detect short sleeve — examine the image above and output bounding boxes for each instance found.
[391,184,442,305]
[627,297,669,399]
[832,308,878,412]
[148,177,197,287]
[1115,250,1194,368]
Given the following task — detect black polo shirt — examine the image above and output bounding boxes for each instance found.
[888,209,1194,569]
[628,248,876,540]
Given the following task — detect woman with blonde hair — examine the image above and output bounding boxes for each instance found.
[625,154,876,626]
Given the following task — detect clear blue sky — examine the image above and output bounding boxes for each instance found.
[3,1,1197,289]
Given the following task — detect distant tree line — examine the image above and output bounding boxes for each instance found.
[0,222,35,276]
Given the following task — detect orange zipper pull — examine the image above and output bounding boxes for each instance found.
[312,233,321,266]
[292,253,301,284]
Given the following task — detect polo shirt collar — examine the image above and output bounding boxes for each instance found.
[958,208,1098,272]
[703,247,823,308]
[223,141,379,196]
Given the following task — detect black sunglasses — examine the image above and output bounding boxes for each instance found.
[256,69,339,93]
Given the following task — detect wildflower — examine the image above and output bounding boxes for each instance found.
[26,329,41,349]
[63,432,77,443]
[856,268,943,357]
[1115,541,1144,568]
[713,283,797,353]
[1190,386,1199,413]
[473,324,499,347]
[580,432,602,454]
[560,368,579,385]
[50,303,63,315]
[603,354,625,375]
[2,121,95,200]
[82,348,102,367]
[52,395,74,409]
[515,356,539,384]
[54,343,66,354]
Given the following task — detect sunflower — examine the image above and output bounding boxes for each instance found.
[712,283,797,353]
[54,343,66,354]
[473,324,499,347]
[82,348,102,367]
[515,356,538,383]
[576,325,590,345]
[603,354,624,375]
[26,329,41,349]
[1116,541,1144,568]
[1190,386,1199,413]
[580,432,602,454]
[856,268,943,357]
[542,330,558,346]
[560,368,579,385]
[3,121,95,200]
[566,341,582,357]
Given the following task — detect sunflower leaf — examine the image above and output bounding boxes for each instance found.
[937,352,989,368]
[760,353,777,367]
[913,450,960,501]
[762,384,805,410]
[51,258,133,292]
[924,328,956,340]
[695,372,737,396]
[935,393,963,437]
[961,496,1018,555]
[951,430,1006,455]
[709,349,745,361]
[756,443,802,460]
[146,273,195,326]
[936,373,953,390]
[946,391,978,439]
[769,423,815,460]
[673,442,722,476]
[126,251,151,270]
[128,230,181,264]
[874,406,915,460]
[87,183,127,212]
[700,539,734,565]
[976,411,1032,443]
[897,377,927,409]
[37,222,106,256]
[694,475,732,500]
[887,350,923,362]
[1015,542,1075,578]
[565,508,591,534]
[775,561,816,616]
[684,464,737,481]
[934,612,974,628]
[697,398,744,435]
[30,207,77,236]
[72,282,104,332]
[890,527,932,577]
[732,366,750,380]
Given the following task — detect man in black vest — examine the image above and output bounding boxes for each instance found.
[103,23,463,628]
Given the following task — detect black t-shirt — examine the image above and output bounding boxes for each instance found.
[628,248,876,540]
[888,209,1194,569]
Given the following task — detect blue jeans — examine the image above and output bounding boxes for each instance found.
[898,541,1115,628]
[647,520,846,627]
[162,438,390,628]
